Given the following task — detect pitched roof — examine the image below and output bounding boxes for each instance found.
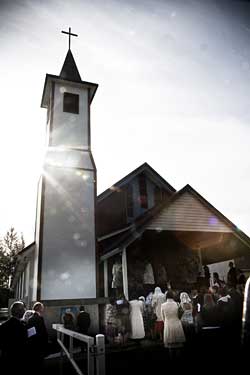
[98,162,176,202]
[60,49,82,82]
[99,184,250,260]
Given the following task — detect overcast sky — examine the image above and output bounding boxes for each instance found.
[0,0,250,244]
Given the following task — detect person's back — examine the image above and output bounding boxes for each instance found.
[227,262,237,288]
[201,294,219,327]
[27,302,48,360]
[0,301,27,371]
[77,306,90,334]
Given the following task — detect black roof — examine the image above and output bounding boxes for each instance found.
[60,49,82,82]
[98,162,176,202]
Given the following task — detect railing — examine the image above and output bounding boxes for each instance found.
[52,324,105,375]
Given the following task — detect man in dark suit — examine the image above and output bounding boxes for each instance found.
[76,305,91,335]
[0,301,27,371]
[27,302,48,370]
[76,305,91,354]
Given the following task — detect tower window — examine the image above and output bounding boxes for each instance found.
[63,92,79,114]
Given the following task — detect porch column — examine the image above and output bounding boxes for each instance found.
[104,259,108,298]
[122,247,129,300]
[198,248,203,275]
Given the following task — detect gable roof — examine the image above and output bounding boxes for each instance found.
[146,186,232,233]
[98,162,176,203]
[99,184,250,260]
[178,185,250,243]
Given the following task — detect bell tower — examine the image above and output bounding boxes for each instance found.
[33,29,98,301]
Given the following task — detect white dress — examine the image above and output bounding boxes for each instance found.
[152,288,166,321]
[161,299,186,348]
[129,300,145,339]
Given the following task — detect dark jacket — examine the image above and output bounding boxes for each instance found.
[77,311,91,334]
[0,317,28,370]
[27,312,48,358]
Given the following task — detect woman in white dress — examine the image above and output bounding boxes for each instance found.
[161,289,186,358]
[129,294,145,339]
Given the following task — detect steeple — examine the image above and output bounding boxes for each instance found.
[36,28,98,301]
[60,49,82,82]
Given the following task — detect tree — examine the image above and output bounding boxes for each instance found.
[0,227,25,289]
[0,242,10,288]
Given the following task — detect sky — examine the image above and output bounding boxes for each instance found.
[0,0,250,245]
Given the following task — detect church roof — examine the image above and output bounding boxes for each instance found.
[99,184,250,262]
[98,162,176,203]
[60,49,82,82]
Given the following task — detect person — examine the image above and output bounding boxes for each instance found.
[22,309,34,323]
[111,258,123,297]
[27,302,49,370]
[179,292,194,341]
[209,285,220,303]
[105,297,118,344]
[116,294,130,343]
[191,289,204,333]
[217,287,232,345]
[238,270,246,286]
[161,289,186,359]
[156,263,168,290]
[143,260,155,295]
[200,293,219,327]
[203,265,211,288]
[0,301,28,371]
[227,261,237,288]
[228,287,244,346]
[151,286,165,340]
[129,293,145,340]
[63,309,75,330]
[144,291,156,339]
[76,306,90,353]
[77,306,91,335]
[213,272,224,288]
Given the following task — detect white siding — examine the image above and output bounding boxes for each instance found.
[52,83,89,149]
[146,191,232,233]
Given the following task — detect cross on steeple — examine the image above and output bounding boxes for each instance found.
[61,27,78,50]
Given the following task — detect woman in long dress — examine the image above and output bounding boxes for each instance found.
[179,292,194,342]
[129,294,145,340]
[152,286,166,340]
[161,289,186,359]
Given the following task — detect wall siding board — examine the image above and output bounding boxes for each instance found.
[146,192,232,233]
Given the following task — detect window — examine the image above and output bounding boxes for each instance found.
[63,92,79,114]
[126,184,134,218]
[139,174,148,209]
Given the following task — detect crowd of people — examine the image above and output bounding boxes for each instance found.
[0,262,247,370]
[104,263,246,359]
[0,301,49,373]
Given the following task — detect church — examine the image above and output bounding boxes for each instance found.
[11,30,250,332]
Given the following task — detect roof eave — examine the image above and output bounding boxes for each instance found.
[41,74,98,109]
